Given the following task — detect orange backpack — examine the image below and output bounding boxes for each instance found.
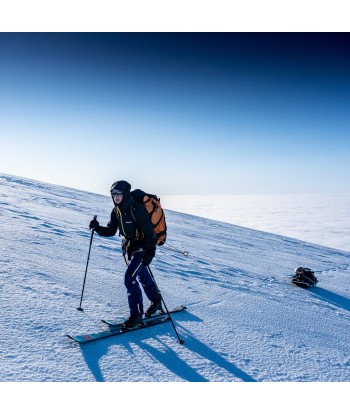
[131,189,167,246]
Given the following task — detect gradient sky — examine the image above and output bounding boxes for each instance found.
[1,33,349,195]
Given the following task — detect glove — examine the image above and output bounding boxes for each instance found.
[89,218,99,230]
[142,251,154,266]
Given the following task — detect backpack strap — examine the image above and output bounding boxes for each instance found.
[130,202,137,223]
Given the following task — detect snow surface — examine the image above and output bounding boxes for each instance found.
[1,173,349,409]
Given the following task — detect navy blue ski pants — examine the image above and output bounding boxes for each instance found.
[124,251,160,317]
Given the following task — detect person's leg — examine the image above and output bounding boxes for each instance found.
[138,265,161,303]
[138,266,162,316]
[124,252,144,317]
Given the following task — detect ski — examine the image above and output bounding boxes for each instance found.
[67,305,187,344]
[67,316,171,343]
[101,305,187,328]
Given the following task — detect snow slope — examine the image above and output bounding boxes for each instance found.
[1,173,349,387]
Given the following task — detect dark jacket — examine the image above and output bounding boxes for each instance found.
[95,193,156,259]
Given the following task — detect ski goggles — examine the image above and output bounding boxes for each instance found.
[111,190,123,196]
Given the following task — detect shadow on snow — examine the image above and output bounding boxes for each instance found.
[310,287,350,313]
[78,312,256,382]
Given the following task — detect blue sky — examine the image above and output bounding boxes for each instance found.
[1,33,349,195]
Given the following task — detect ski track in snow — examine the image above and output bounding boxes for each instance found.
[1,173,350,382]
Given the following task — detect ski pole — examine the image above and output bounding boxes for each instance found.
[147,266,185,344]
[123,253,129,266]
[164,242,189,257]
[122,239,129,266]
[77,215,97,311]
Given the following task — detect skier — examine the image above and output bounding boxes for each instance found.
[89,180,162,328]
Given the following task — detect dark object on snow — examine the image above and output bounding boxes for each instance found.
[292,267,318,288]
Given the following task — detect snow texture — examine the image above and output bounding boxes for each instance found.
[1,173,349,406]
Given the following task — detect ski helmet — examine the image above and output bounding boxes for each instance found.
[110,180,131,196]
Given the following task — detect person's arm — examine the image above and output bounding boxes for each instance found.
[89,209,118,237]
